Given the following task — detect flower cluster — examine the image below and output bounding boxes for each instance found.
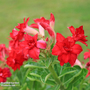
[0,13,88,83]
[6,13,56,71]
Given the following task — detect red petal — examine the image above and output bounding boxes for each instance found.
[24,34,32,41]
[58,55,65,66]
[29,47,40,59]
[30,24,39,29]
[72,44,83,54]
[78,40,88,46]
[68,26,75,35]
[60,61,65,66]
[50,13,55,22]
[40,22,55,37]
[40,22,48,30]
[52,45,62,56]
[34,18,42,23]
[62,53,70,63]
[84,52,90,60]
[69,54,77,66]
[33,34,38,44]
[56,33,65,42]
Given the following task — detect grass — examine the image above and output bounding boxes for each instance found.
[0,0,90,62]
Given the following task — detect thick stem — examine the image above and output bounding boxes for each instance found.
[48,64,65,90]
[48,64,60,84]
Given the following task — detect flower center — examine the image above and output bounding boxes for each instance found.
[0,73,2,76]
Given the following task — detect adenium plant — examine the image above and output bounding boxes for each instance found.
[0,13,90,90]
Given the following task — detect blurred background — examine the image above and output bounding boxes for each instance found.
[0,0,90,62]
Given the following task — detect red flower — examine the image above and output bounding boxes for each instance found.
[9,28,24,50]
[50,13,55,29]
[16,18,39,36]
[30,13,55,38]
[40,22,55,38]
[0,67,11,82]
[10,28,24,40]
[16,17,30,32]
[0,44,8,61]
[52,33,83,66]
[6,49,25,71]
[84,49,90,60]
[30,17,50,29]
[19,34,47,60]
[68,26,88,46]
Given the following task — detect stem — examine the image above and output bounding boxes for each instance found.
[48,64,65,90]
[60,66,63,75]
[48,64,60,84]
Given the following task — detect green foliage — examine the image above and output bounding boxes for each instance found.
[22,58,89,90]
[3,56,90,90]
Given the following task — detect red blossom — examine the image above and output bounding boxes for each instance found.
[9,29,24,50]
[68,26,88,46]
[30,13,55,38]
[10,28,24,40]
[19,34,47,60]
[16,18,39,36]
[0,67,11,82]
[40,22,55,38]
[30,17,49,32]
[16,17,30,32]
[52,33,83,66]
[6,49,25,71]
[84,49,90,60]
[0,44,8,61]
[50,13,55,29]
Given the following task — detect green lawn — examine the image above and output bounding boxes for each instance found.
[0,0,90,62]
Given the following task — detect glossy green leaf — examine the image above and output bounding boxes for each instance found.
[45,73,51,82]
[46,85,60,90]
[59,67,77,78]
[19,83,27,90]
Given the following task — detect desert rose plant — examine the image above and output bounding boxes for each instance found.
[0,13,90,90]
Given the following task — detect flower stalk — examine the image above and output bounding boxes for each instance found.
[48,63,65,89]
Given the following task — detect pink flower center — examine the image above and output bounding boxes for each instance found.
[0,73,2,76]
[13,59,15,64]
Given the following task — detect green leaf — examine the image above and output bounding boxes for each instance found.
[52,60,60,65]
[30,73,41,77]
[45,73,51,82]
[24,61,46,68]
[86,83,90,90]
[46,79,56,86]
[27,76,37,81]
[71,68,88,86]
[45,58,52,68]
[24,64,45,68]
[46,85,60,90]
[72,87,78,90]
[59,67,77,78]
[59,66,81,88]
[66,66,88,89]
[19,83,27,90]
